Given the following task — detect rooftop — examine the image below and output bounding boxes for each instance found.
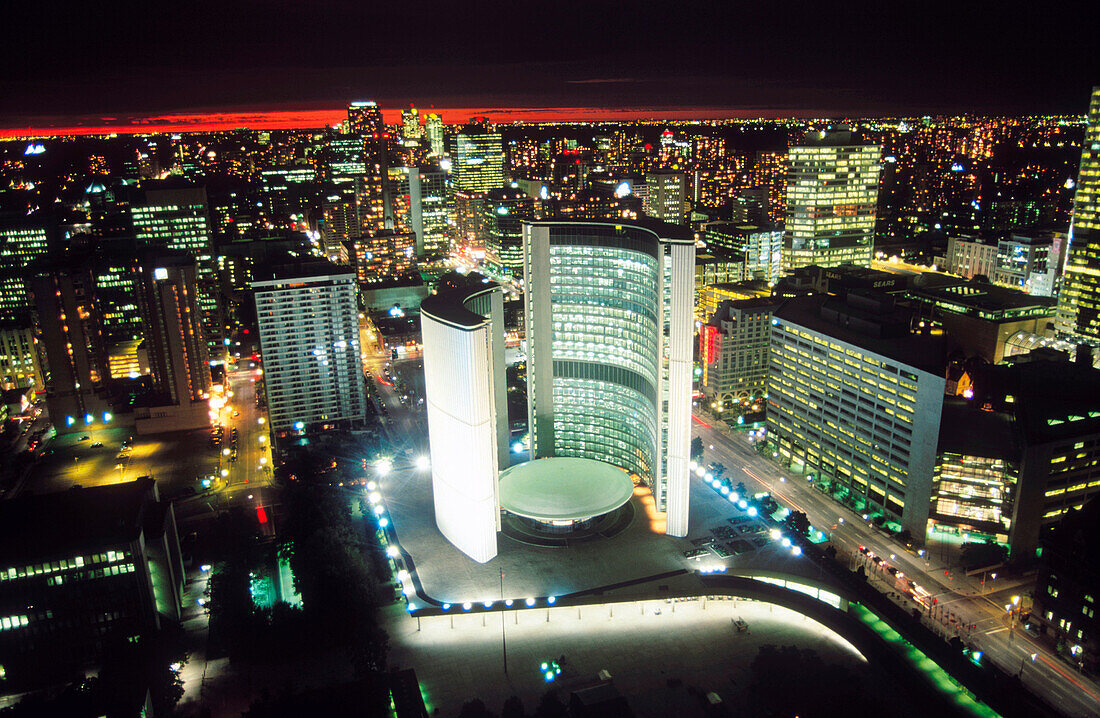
[498,457,635,521]
[525,217,694,244]
[0,478,157,564]
[420,282,500,330]
[775,295,946,375]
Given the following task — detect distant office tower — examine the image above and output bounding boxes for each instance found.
[321,194,357,262]
[1057,87,1100,343]
[0,320,44,390]
[451,131,505,193]
[32,265,112,431]
[454,190,488,248]
[401,107,421,143]
[783,128,881,271]
[133,255,211,406]
[0,217,52,321]
[644,170,689,225]
[252,262,366,433]
[347,101,384,137]
[700,222,784,284]
[131,186,223,358]
[484,186,536,275]
[387,164,450,256]
[325,134,367,198]
[767,293,946,539]
[91,238,144,345]
[425,113,444,157]
[421,283,508,563]
[259,165,319,220]
[523,220,695,536]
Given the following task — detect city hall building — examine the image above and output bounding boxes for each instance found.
[421,219,695,562]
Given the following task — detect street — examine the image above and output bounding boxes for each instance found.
[691,414,1100,718]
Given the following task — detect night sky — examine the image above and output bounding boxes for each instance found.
[2,1,1097,130]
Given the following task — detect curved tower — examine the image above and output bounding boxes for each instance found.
[421,282,508,563]
[522,220,695,536]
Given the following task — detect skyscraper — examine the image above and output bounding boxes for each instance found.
[252,262,365,434]
[483,186,536,275]
[401,107,421,143]
[783,128,881,271]
[1056,87,1100,343]
[32,264,111,432]
[347,101,384,137]
[644,170,689,225]
[451,130,505,194]
[131,185,223,358]
[522,219,696,536]
[133,255,211,406]
[425,113,444,157]
[387,164,450,257]
[0,217,52,321]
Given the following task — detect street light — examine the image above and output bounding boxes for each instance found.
[376,459,392,476]
[416,455,430,471]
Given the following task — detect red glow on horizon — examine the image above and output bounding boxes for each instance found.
[0,106,801,139]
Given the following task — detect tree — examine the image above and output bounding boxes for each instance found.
[459,699,497,718]
[533,691,567,718]
[783,510,811,538]
[501,696,526,718]
[690,436,704,461]
[735,481,747,496]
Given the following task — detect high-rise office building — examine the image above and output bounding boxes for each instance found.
[644,170,689,225]
[131,186,223,359]
[483,186,536,275]
[453,191,488,249]
[523,220,696,536]
[425,113,444,157]
[767,293,946,539]
[355,229,417,282]
[325,134,367,198]
[347,101,384,137]
[401,107,421,143]
[387,164,450,257]
[252,262,366,434]
[1056,87,1100,343]
[133,255,211,406]
[451,131,505,194]
[32,265,112,432]
[0,218,52,321]
[421,282,508,563]
[0,320,43,391]
[700,222,784,284]
[783,129,881,271]
[320,194,357,263]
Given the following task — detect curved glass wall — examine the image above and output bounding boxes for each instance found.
[546,239,661,478]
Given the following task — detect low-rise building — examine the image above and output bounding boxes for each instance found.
[0,478,183,687]
[700,297,782,410]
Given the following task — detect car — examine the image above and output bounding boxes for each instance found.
[90,442,103,448]
[79,435,90,441]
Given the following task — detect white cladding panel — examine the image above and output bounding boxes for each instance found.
[422,315,499,563]
[665,241,695,537]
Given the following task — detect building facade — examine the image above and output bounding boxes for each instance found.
[523,220,695,536]
[0,478,183,687]
[1057,87,1100,343]
[783,129,881,271]
[451,131,505,194]
[945,235,999,279]
[421,284,508,563]
[484,186,537,275]
[700,297,781,409]
[644,170,689,225]
[253,263,366,433]
[700,222,784,285]
[767,294,946,539]
[0,321,43,391]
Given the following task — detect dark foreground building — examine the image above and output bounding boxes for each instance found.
[0,478,183,686]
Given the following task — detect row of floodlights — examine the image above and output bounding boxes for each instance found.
[437,596,559,612]
[697,472,804,558]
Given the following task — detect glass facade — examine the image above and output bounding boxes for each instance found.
[931,453,1016,541]
[547,240,661,478]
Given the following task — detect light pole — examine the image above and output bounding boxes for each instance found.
[500,568,508,675]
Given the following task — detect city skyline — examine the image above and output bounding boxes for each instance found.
[1,2,1096,136]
